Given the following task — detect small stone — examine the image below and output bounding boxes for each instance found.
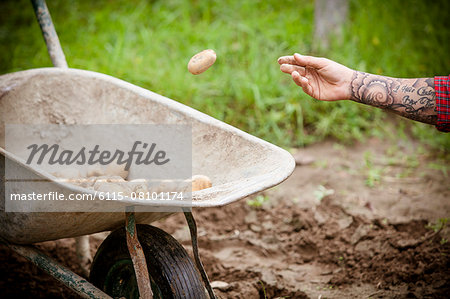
[294,153,315,165]
[337,215,353,230]
[314,210,328,225]
[333,268,342,274]
[250,224,262,232]
[244,210,258,224]
[260,269,278,287]
[172,227,191,243]
[261,221,274,230]
[210,280,231,291]
[350,224,371,245]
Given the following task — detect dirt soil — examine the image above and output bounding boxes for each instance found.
[1,138,449,298]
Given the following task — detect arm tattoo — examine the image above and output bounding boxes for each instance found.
[350,71,437,125]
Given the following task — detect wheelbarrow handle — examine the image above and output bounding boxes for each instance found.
[31,0,68,68]
[1,237,111,299]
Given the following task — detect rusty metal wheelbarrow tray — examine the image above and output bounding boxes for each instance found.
[0,67,295,244]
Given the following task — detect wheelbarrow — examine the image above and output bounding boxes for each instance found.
[0,1,295,298]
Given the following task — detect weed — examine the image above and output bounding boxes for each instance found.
[258,280,267,299]
[385,145,399,158]
[247,195,269,208]
[426,218,449,233]
[365,168,383,187]
[364,151,384,187]
[314,185,335,201]
[405,155,420,169]
[396,169,413,179]
[332,143,346,152]
[313,160,328,169]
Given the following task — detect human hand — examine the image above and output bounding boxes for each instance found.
[278,53,354,101]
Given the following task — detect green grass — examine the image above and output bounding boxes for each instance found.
[1,0,449,151]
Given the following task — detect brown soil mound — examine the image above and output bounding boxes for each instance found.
[1,138,449,298]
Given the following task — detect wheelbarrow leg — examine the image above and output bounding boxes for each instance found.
[184,210,216,299]
[125,208,153,299]
[75,235,92,277]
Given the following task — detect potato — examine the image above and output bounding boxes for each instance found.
[93,175,125,184]
[148,179,181,193]
[191,174,212,191]
[74,177,97,188]
[144,175,212,193]
[86,166,106,177]
[93,176,133,196]
[51,168,81,179]
[188,49,217,75]
[94,182,132,197]
[105,162,129,179]
[128,179,149,194]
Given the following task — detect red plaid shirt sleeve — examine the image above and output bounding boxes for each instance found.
[435,75,450,132]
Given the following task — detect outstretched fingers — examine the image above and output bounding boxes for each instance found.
[293,53,327,69]
[280,64,306,76]
[278,53,328,69]
[292,71,313,95]
[278,55,298,65]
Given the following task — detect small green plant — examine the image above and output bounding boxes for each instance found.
[366,168,383,187]
[332,143,346,152]
[364,151,384,187]
[313,160,329,169]
[426,218,449,232]
[385,145,399,158]
[258,280,267,299]
[440,238,448,245]
[314,185,334,201]
[246,195,269,208]
[405,154,420,169]
[396,168,413,178]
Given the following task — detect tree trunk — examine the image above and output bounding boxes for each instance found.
[314,0,349,50]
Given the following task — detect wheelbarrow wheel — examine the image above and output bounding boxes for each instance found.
[89,224,206,299]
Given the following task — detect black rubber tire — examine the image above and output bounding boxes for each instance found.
[89,224,206,299]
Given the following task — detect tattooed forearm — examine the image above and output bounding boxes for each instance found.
[349,71,437,125]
